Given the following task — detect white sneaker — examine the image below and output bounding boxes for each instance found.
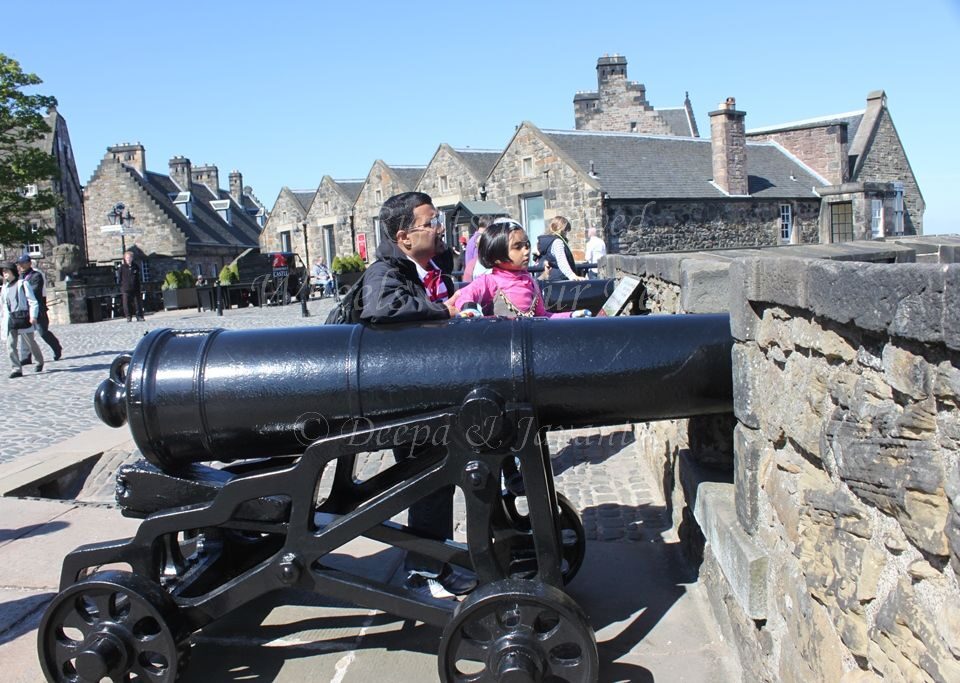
[405,572,456,600]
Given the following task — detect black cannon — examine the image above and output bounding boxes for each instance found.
[39,315,733,683]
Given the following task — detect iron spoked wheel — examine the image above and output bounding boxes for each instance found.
[38,570,189,682]
[439,579,598,683]
[504,493,586,585]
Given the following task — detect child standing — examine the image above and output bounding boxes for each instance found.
[451,219,589,318]
[1,262,44,378]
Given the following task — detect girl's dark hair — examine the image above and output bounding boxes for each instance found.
[478,218,524,268]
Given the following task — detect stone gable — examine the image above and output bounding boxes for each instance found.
[304,177,359,263]
[855,109,924,234]
[485,125,602,259]
[416,145,484,210]
[747,123,847,185]
[352,161,421,262]
[261,188,310,254]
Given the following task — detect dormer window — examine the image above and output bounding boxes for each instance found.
[211,199,231,225]
[172,192,193,220]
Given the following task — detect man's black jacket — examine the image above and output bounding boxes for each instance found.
[359,237,451,324]
[119,262,142,293]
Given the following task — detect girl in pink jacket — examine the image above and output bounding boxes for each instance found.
[451,219,589,318]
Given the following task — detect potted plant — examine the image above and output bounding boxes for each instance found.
[161,268,199,310]
[332,254,366,293]
[218,263,247,308]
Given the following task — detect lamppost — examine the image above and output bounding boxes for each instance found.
[106,202,136,256]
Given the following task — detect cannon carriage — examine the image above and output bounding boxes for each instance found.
[38,315,733,682]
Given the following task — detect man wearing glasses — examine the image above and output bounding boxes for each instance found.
[360,192,474,600]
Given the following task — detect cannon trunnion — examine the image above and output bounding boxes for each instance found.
[42,316,733,682]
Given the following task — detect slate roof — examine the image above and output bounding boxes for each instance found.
[454,149,502,181]
[391,166,426,189]
[657,108,697,137]
[746,110,865,143]
[334,180,364,203]
[291,190,317,213]
[539,128,823,200]
[130,168,261,247]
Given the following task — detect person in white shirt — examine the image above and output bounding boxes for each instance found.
[584,227,607,278]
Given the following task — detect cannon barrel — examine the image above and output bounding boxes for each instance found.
[95,315,733,471]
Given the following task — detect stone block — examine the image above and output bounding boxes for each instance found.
[694,481,769,620]
[734,422,765,534]
[881,344,932,400]
[943,265,960,352]
[728,260,761,341]
[732,343,763,429]
[680,259,732,313]
[740,256,810,309]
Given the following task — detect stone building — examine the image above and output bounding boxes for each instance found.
[84,145,263,282]
[747,90,924,239]
[485,116,824,260]
[415,144,501,237]
[351,160,425,261]
[303,176,364,265]
[5,106,86,270]
[573,54,699,137]
[260,187,317,259]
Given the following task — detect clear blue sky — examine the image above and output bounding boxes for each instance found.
[4,0,958,234]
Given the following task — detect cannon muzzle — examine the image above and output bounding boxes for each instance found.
[95,316,733,471]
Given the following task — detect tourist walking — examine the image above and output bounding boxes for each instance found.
[16,255,62,362]
[2,262,44,378]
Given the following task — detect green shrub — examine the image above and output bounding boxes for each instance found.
[219,264,239,284]
[332,254,366,274]
[161,269,199,290]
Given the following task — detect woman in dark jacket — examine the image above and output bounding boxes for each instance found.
[535,216,585,281]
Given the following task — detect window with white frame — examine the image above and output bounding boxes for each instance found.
[22,184,38,198]
[893,182,904,235]
[373,218,381,248]
[25,221,43,257]
[521,157,534,178]
[439,175,449,194]
[779,204,793,243]
[280,230,292,252]
[871,199,883,237]
[375,189,382,203]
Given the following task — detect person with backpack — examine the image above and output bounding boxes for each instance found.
[16,254,62,363]
[354,192,473,601]
[2,262,43,378]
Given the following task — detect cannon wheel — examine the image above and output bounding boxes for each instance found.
[503,492,587,585]
[38,570,189,683]
[438,578,597,683]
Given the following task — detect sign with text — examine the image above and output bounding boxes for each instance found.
[598,276,642,317]
[356,233,367,261]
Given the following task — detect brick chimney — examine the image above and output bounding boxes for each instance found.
[108,143,147,176]
[709,97,748,195]
[192,164,220,194]
[168,156,192,191]
[229,170,244,204]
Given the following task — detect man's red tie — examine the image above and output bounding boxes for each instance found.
[423,268,443,302]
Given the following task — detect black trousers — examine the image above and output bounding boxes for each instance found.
[20,309,61,361]
[122,291,144,320]
[393,443,453,575]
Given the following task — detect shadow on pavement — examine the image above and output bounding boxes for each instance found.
[551,428,636,477]
[0,592,51,646]
[0,520,69,543]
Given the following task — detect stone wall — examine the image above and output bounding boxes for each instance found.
[609,239,960,682]
[608,198,821,254]
[857,109,925,235]
[84,160,190,272]
[415,146,482,210]
[305,179,356,262]
[260,189,308,254]
[747,124,848,185]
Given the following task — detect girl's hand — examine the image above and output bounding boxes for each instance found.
[571,309,593,318]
